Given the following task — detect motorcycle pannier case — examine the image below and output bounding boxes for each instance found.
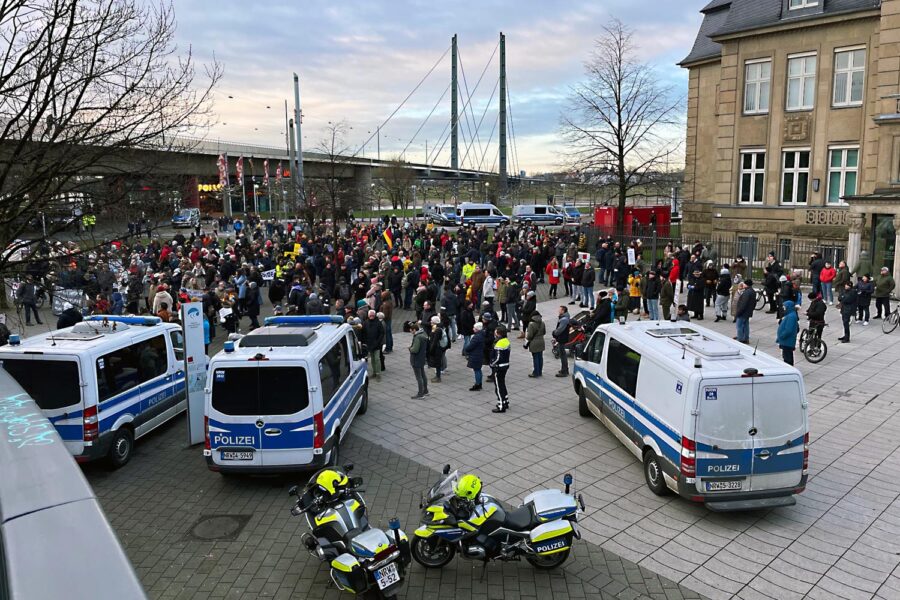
[529,520,575,556]
[525,489,577,522]
[330,554,368,594]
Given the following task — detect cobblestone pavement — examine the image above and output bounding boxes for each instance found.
[355,293,900,600]
[83,420,702,600]
[52,275,900,600]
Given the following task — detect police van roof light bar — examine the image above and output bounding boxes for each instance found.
[264,315,343,326]
[84,315,162,327]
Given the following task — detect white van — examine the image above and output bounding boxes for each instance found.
[456,202,509,227]
[572,322,808,511]
[204,315,368,473]
[0,315,187,468]
[512,204,565,226]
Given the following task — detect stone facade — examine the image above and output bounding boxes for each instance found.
[680,0,900,279]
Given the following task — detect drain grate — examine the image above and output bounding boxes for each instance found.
[186,514,251,541]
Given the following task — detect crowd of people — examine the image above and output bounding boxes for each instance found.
[8,213,897,413]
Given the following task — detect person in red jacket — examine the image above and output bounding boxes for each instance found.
[819,261,837,305]
[545,258,561,299]
[669,257,681,305]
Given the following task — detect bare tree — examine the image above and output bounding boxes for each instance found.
[561,19,682,233]
[312,120,364,237]
[379,156,415,211]
[0,0,220,289]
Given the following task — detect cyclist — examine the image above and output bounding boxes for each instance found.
[805,292,827,342]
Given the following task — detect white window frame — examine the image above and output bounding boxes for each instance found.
[826,145,859,205]
[743,59,772,115]
[781,148,811,205]
[739,149,766,204]
[789,0,818,9]
[832,46,866,107]
[786,52,817,111]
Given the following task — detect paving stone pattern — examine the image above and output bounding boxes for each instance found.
[356,294,900,600]
[84,421,700,600]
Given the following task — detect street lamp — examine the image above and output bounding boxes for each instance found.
[411,185,417,219]
[485,181,490,203]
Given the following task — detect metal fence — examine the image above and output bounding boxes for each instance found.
[583,225,847,282]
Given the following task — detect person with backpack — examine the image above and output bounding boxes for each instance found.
[553,306,571,377]
[408,321,429,398]
[525,310,546,378]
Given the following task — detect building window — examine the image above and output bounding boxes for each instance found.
[778,238,792,263]
[786,54,817,111]
[822,245,845,266]
[744,60,771,114]
[739,151,765,204]
[789,0,818,8]
[827,147,859,204]
[781,150,810,205]
[833,48,865,107]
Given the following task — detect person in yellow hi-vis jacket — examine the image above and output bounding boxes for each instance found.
[490,326,511,413]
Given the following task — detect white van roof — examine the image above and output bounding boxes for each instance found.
[598,321,796,379]
[458,202,499,209]
[0,316,179,356]
[210,316,349,363]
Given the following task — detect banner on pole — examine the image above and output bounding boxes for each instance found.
[263,159,270,187]
[236,156,244,182]
[217,154,228,188]
[276,162,283,181]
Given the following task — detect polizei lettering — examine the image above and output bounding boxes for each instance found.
[707,464,739,473]
[212,434,255,446]
[535,539,567,553]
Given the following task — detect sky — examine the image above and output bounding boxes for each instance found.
[171,0,706,174]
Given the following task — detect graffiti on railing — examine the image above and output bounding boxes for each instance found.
[0,393,56,448]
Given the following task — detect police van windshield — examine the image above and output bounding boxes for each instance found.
[2,359,80,410]
[211,366,309,416]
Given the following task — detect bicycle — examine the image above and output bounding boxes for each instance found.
[882,303,899,334]
[798,322,827,364]
[754,287,768,311]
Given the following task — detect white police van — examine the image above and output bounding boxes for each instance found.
[512,204,565,226]
[0,315,187,467]
[572,321,808,511]
[204,315,368,473]
[455,202,509,228]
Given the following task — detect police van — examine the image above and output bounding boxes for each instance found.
[455,203,509,228]
[204,315,368,473]
[0,315,187,468]
[572,321,808,511]
[512,204,565,226]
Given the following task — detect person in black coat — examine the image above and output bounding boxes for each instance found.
[687,269,705,320]
[734,280,756,343]
[362,310,385,379]
[838,281,858,342]
[458,301,476,353]
[426,316,447,382]
[464,323,486,391]
[56,303,84,329]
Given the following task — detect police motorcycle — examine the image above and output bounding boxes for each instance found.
[411,466,585,570]
[289,465,411,598]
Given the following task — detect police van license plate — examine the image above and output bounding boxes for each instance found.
[374,562,399,590]
[221,451,253,461]
[706,480,742,492]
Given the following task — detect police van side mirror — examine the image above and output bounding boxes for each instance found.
[575,343,586,360]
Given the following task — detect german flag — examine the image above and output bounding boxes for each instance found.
[382,227,394,250]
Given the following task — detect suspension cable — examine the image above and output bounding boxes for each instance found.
[400,81,450,160]
[460,77,498,170]
[353,44,450,157]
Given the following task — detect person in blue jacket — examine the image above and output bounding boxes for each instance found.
[776,300,799,365]
[464,322,485,391]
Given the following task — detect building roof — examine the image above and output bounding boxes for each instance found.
[680,0,880,67]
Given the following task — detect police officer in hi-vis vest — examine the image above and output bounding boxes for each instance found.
[490,325,511,413]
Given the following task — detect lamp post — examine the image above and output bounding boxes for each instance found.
[411,185,417,220]
[485,182,490,203]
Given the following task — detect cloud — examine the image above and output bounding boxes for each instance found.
[170,0,707,172]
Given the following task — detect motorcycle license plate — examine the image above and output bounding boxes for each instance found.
[374,562,399,590]
[221,451,253,461]
[705,480,742,492]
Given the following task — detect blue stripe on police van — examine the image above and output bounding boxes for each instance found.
[325,368,365,428]
[576,366,681,465]
[100,377,178,412]
[55,424,83,441]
